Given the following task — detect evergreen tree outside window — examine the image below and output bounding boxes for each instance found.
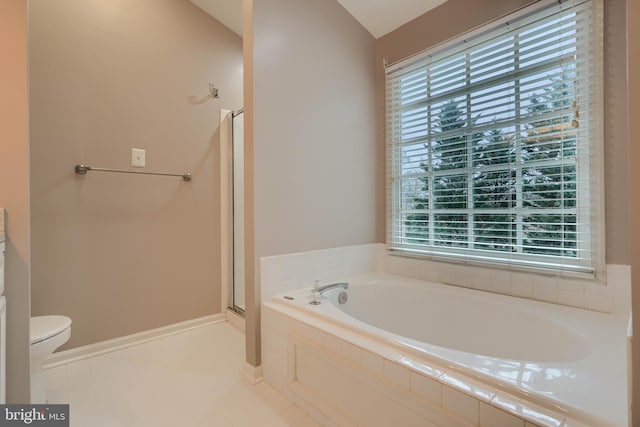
[386,0,603,276]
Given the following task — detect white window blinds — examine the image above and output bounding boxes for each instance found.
[386,0,603,276]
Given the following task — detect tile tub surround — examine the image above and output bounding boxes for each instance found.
[260,243,631,315]
[377,245,632,316]
[260,243,379,302]
[261,283,628,427]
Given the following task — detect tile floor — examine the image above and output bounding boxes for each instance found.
[44,321,321,427]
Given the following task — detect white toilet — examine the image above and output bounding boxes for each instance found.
[30,315,71,403]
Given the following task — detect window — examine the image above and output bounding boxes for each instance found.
[386,0,603,276]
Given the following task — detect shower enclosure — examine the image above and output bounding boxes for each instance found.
[231,110,245,313]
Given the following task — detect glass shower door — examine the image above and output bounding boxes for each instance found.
[231,110,245,313]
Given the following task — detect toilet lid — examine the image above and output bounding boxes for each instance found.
[31,316,72,345]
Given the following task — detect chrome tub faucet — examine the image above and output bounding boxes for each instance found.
[310,282,349,305]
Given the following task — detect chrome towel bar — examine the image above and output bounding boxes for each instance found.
[75,164,192,182]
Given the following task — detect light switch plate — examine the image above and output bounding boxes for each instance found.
[131,148,145,168]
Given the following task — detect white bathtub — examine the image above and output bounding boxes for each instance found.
[264,272,628,427]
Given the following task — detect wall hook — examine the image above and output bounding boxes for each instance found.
[209,83,219,99]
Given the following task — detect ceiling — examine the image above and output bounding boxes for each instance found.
[336,0,447,38]
[189,0,447,39]
[189,0,243,36]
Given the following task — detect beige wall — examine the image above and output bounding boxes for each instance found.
[0,0,31,403]
[245,0,377,365]
[603,0,630,265]
[376,0,630,264]
[29,0,243,349]
[628,0,639,423]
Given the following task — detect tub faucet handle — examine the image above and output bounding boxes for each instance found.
[310,280,321,305]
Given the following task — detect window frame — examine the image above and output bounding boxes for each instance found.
[385,0,604,278]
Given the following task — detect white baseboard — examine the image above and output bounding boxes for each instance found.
[226,309,245,333]
[43,313,226,369]
[241,362,263,385]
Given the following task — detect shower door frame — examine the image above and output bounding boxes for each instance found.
[230,109,245,315]
[219,108,245,316]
